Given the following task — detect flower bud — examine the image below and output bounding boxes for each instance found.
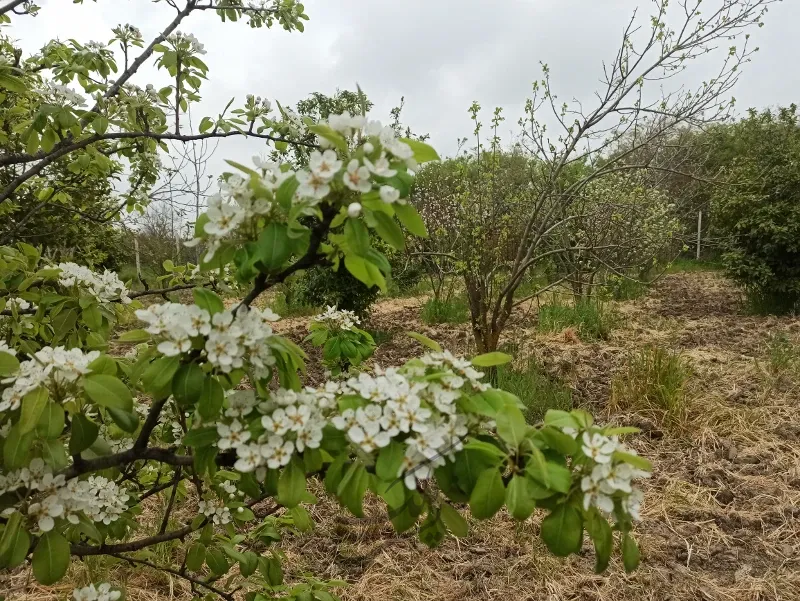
[347,202,362,218]
[363,142,374,154]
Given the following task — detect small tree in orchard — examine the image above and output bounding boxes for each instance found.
[553,174,681,302]
[411,0,774,353]
[0,3,655,599]
[712,105,800,314]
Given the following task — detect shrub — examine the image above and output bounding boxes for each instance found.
[764,332,799,375]
[713,106,800,314]
[292,265,380,317]
[270,289,320,318]
[497,357,572,423]
[420,295,470,324]
[610,346,690,422]
[538,299,616,340]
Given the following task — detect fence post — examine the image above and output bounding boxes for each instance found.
[696,210,702,260]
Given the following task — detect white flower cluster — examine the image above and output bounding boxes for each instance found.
[135,303,279,377]
[168,30,205,54]
[208,351,488,491]
[336,362,477,490]
[186,112,413,261]
[313,305,360,332]
[198,496,232,525]
[221,387,330,474]
[57,262,131,304]
[0,459,129,531]
[5,297,35,311]
[44,82,86,107]
[73,583,121,601]
[577,432,650,520]
[0,341,15,356]
[1,346,99,412]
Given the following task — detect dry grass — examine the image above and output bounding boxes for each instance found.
[5,272,800,601]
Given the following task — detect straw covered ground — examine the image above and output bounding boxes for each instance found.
[5,271,799,601]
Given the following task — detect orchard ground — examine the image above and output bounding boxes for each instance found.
[6,269,799,601]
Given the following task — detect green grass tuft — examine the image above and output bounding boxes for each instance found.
[496,356,572,423]
[611,345,689,423]
[420,296,470,325]
[538,299,617,340]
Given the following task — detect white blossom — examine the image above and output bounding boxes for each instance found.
[343,159,371,193]
[581,432,617,464]
[73,583,121,601]
[379,185,402,204]
[58,263,130,304]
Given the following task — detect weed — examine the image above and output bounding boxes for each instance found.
[744,287,800,316]
[420,296,470,324]
[610,345,689,423]
[764,332,799,375]
[496,356,572,423]
[603,275,649,301]
[538,299,616,340]
[666,258,724,273]
[271,291,319,318]
[366,328,394,347]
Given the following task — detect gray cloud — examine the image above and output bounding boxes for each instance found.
[11,0,800,183]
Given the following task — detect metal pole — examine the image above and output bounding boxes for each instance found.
[696,210,702,260]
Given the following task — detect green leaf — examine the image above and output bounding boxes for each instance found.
[19,387,49,434]
[183,426,218,448]
[278,458,306,508]
[419,511,447,548]
[276,174,299,211]
[613,450,653,472]
[32,531,70,585]
[83,374,133,412]
[259,554,283,586]
[526,454,572,494]
[307,124,348,154]
[538,426,578,455]
[586,508,613,573]
[399,137,440,163]
[117,329,151,343]
[107,408,139,433]
[205,547,229,576]
[87,354,117,376]
[439,503,469,537]
[199,116,214,133]
[0,351,19,377]
[540,505,583,557]
[256,222,291,271]
[0,512,29,569]
[376,479,405,509]
[337,461,369,517]
[407,332,442,352]
[289,506,313,532]
[42,438,69,471]
[495,405,529,450]
[371,211,405,251]
[393,202,427,237]
[3,425,34,470]
[37,402,65,438]
[198,377,224,420]
[505,474,537,521]
[344,218,371,256]
[621,532,640,572]
[69,414,99,455]
[544,409,580,431]
[92,116,108,135]
[186,542,206,572]
[471,352,512,367]
[468,468,505,520]
[142,356,181,400]
[192,288,224,315]
[172,363,205,406]
[0,72,27,93]
[375,441,405,481]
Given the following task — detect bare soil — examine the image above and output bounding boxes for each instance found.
[6,272,800,601]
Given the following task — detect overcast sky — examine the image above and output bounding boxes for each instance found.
[8,0,799,186]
